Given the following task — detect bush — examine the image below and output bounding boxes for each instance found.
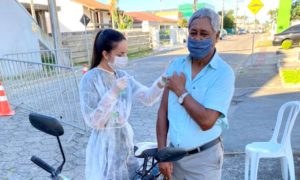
[281,40,293,49]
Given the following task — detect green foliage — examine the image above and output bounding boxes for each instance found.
[218,10,235,29]
[268,9,278,23]
[112,8,133,29]
[177,18,188,28]
[128,49,153,60]
[291,0,300,21]
[41,54,55,64]
[281,39,293,49]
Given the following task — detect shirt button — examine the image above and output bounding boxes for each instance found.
[193,86,196,90]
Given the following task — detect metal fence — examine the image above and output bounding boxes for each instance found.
[2,49,73,67]
[0,58,86,133]
[159,29,171,45]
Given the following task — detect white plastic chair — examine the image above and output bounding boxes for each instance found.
[245,101,300,180]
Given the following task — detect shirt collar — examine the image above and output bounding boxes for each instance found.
[187,50,219,70]
[209,51,219,70]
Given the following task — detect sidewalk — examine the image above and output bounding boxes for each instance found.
[224,46,300,152]
[221,46,300,179]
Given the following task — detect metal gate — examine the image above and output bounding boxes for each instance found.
[0,57,86,132]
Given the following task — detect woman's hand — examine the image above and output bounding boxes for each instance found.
[166,72,186,97]
[157,75,168,89]
[111,76,128,96]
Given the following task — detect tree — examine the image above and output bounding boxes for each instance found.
[218,10,235,29]
[177,18,188,28]
[291,0,300,21]
[109,0,118,29]
[113,9,133,29]
[268,9,277,23]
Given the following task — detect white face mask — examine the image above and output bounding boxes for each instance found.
[108,56,128,69]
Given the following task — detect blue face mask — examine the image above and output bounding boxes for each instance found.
[187,38,213,60]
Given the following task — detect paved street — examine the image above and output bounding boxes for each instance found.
[1,34,300,179]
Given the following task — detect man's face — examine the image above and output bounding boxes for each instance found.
[188,17,220,48]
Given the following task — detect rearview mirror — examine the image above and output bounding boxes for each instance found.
[29,113,64,137]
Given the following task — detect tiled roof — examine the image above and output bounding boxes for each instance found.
[72,0,111,11]
[126,12,177,23]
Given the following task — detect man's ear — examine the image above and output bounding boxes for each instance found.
[216,31,220,42]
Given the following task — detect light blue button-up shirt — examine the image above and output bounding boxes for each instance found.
[166,52,235,149]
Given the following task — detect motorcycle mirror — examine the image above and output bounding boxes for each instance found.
[29,113,64,137]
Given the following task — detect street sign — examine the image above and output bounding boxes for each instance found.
[248,0,264,15]
[80,14,90,26]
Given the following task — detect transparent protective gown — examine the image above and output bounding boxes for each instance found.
[79,67,163,180]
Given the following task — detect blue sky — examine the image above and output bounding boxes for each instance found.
[98,0,279,22]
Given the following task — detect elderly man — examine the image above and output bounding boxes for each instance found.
[156,8,235,180]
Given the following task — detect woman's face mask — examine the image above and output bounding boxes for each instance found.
[187,37,213,60]
[108,56,128,69]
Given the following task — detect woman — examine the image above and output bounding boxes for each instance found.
[79,29,166,180]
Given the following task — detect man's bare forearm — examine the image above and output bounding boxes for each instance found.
[156,88,169,150]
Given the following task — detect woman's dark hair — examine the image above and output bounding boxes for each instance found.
[90,29,126,69]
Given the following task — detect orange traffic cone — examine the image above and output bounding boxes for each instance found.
[82,64,88,74]
[0,82,15,116]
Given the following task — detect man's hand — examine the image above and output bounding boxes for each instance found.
[166,72,186,97]
[159,162,173,179]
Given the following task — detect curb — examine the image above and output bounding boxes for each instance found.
[277,56,300,88]
[224,151,300,156]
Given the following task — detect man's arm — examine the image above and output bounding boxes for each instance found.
[156,88,169,150]
[156,88,173,178]
[167,72,220,131]
[181,95,220,131]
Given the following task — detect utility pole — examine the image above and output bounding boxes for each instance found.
[109,0,117,29]
[30,0,36,20]
[193,0,198,12]
[235,0,238,31]
[48,0,63,64]
[221,0,224,31]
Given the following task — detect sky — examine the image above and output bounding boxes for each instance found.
[98,0,280,23]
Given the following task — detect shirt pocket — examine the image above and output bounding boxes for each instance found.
[189,84,208,105]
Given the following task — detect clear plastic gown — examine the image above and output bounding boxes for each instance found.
[79,67,162,180]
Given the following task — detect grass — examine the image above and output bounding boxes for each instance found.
[281,69,300,85]
[255,40,273,48]
[72,49,154,66]
[128,49,153,60]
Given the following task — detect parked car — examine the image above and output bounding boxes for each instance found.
[237,29,247,35]
[220,29,227,40]
[272,24,300,46]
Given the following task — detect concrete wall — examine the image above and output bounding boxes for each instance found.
[61,29,152,64]
[56,0,85,32]
[155,11,179,21]
[0,0,40,57]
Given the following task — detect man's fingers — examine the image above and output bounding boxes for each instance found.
[166,163,173,178]
[159,166,167,176]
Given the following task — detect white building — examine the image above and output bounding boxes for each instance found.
[0,0,41,57]
[0,0,112,56]
[18,0,112,33]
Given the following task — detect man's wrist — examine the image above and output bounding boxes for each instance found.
[177,89,187,97]
[178,91,189,105]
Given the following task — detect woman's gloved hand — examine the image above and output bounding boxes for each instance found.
[111,76,128,97]
[157,75,168,89]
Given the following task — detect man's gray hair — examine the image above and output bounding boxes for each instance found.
[188,8,220,32]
